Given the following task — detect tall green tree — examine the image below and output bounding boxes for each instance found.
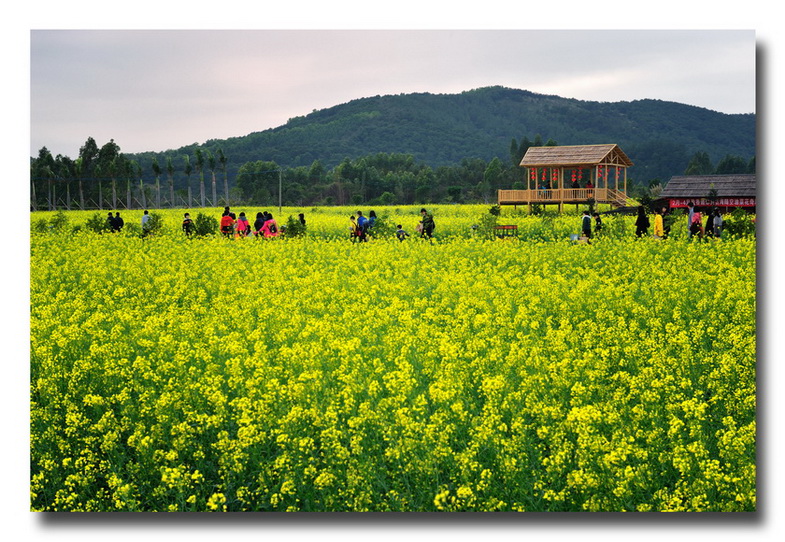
[236,160,280,203]
[135,162,144,209]
[684,151,713,175]
[78,137,100,207]
[207,150,217,206]
[518,136,533,162]
[215,148,229,204]
[151,157,162,209]
[109,156,120,209]
[183,155,193,207]
[97,139,121,209]
[94,163,104,210]
[481,157,505,203]
[55,154,75,210]
[74,157,85,210]
[715,154,748,174]
[33,147,56,210]
[166,157,175,208]
[124,159,135,209]
[195,149,205,207]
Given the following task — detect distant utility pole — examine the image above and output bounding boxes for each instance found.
[278,169,282,215]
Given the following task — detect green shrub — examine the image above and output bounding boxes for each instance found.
[194,213,218,237]
[142,212,164,236]
[32,218,50,234]
[723,208,756,237]
[284,215,307,237]
[475,211,499,240]
[84,212,111,234]
[50,211,69,231]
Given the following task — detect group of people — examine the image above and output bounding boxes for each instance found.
[685,202,724,240]
[349,210,378,242]
[580,211,604,238]
[580,203,724,241]
[210,206,304,239]
[105,212,125,232]
[349,208,435,242]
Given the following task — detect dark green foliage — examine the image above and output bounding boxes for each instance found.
[714,154,750,174]
[128,88,755,187]
[35,210,70,232]
[84,212,111,233]
[32,87,755,209]
[722,208,756,237]
[366,213,395,239]
[32,218,50,234]
[144,213,164,235]
[194,212,218,237]
[284,215,306,237]
[685,151,714,175]
[475,211,499,240]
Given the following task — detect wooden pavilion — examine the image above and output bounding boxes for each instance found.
[498,144,634,213]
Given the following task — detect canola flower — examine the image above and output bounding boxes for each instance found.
[30,207,755,511]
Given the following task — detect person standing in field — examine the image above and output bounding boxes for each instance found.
[356,210,368,242]
[298,213,306,227]
[220,210,235,238]
[704,209,715,238]
[634,206,650,238]
[182,212,194,237]
[714,209,724,239]
[396,224,409,241]
[592,212,603,236]
[253,212,266,237]
[366,210,377,238]
[349,215,359,242]
[661,207,672,238]
[653,208,664,239]
[686,202,695,238]
[236,212,251,237]
[107,212,116,231]
[419,208,435,238]
[581,210,592,239]
[261,212,279,238]
[114,212,124,232]
[141,210,151,237]
[690,208,704,240]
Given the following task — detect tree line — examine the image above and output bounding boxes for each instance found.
[30,135,754,211]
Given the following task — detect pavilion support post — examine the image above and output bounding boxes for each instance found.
[624,168,627,194]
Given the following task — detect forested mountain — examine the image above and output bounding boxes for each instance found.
[32,86,755,209]
[216,87,753,175]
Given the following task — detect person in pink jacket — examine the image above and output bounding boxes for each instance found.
[261,212,280,238]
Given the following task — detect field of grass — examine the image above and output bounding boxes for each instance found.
[29,206,756,511]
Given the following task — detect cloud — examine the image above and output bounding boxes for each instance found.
[30,29,756,158]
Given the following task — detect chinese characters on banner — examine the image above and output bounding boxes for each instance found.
[669,197,756,208]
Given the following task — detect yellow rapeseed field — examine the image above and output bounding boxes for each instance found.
[30,206,756,511]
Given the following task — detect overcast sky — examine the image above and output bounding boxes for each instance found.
[30,28,755,159]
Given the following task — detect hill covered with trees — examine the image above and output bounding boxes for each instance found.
[31,86,755,209]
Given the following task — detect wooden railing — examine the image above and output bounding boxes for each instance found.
[498,188,613,204]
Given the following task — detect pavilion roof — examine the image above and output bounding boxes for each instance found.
[660,174,756,199]
[520,144,634,168]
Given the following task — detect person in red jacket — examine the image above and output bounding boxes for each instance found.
[220,211,235,238]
